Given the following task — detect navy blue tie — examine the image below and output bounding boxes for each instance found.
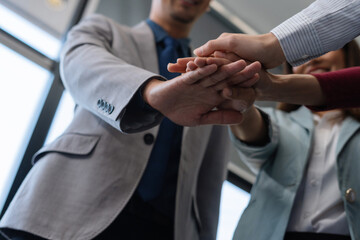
[158,36,180,80]
[137,36,184,204]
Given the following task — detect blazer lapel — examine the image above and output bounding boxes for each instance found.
[289,106,314,133]
[336,116,360,155]
[131,21,159,74]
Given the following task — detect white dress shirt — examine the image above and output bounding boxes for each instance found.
[287,111,349,235]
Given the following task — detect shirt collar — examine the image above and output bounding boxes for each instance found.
[146,19,191,55]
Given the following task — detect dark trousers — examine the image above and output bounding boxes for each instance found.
[0,229,46,240]
[284,232,351,240]
[93,193,173,240]
[1,194,173,240]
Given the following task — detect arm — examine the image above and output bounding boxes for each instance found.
[272,0,360,66]
[194,33,285,69]
[60,14,165,133]
[141,61,251,126]
[229,107,278,175]
[170,55,359,111]
[225,66,360,110]
[230,106,268,146]
[253,72,326,106]
[308,66,360,110]
[195,0,360,68]
[61,15,252,131]
[169,57,326,107]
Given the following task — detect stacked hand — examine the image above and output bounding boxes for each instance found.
[165,54,266,121]
[142,58,262,126]
[142,32,288,127]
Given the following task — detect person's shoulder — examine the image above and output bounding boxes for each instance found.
[81,13,130,30]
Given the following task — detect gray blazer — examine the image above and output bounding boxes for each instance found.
[0,15,231,240]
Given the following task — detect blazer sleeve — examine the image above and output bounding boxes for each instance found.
[60,14,165,133]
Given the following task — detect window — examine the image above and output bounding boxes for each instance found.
[0,43,52,209]
[0,3,61,59]
[0,4,61,211]
[45,90,75,144]
[217,181,250,240]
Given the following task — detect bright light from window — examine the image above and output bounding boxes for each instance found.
[0,4,61,211]
[0,44,52,209]
[45,90,75,144]
[0,3,61,59]
[217,181,250,240]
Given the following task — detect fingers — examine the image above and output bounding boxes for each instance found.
[171,57,262,90]
[219,88,256,112]
[186,61,198,72]
[168,63,186,73]
[218,99,253,113]
[198,60,247,88]
[221,86,257,102]
[219,61,261,87]
[194,57,207,68]
[168,57,195,73]
[234,74,259,88]
[194,34,236,57]
[204,57,231,66]
[214,51,241,62]
[168,56,230,73]
[180,63,218,84]
[198,110,244,125]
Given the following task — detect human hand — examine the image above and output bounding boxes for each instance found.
[207,52,273,101]
[143,63,251,126]
[169,56,261,113]
[168,56,261,89]
[193,32,285,69]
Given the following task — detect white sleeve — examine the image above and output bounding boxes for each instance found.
[271,0,360,66]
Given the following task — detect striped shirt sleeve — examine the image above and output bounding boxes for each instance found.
[271,0,360,66]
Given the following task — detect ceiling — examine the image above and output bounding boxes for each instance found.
[215,0,315,34]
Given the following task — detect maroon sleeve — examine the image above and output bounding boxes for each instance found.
[307,67,360,111]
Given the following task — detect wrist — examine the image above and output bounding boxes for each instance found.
[257,73,325,106]
[142,78,163,107]
[255,72,280,101]
[231,105,268,145]
[261,33,286,68]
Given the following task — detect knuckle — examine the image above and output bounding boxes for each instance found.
[219,32,229,38]
[207,40,215,49]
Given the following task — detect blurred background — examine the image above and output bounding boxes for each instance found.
[0,0,315,239]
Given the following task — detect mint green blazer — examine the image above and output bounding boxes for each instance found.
[231,106,360,240]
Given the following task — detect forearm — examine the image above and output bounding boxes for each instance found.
[230,106,268,146]
[309,66,360,110]
[256,73,326,106]
[61,15,165,133]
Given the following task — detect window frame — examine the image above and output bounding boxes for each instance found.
[0,0,90,218]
